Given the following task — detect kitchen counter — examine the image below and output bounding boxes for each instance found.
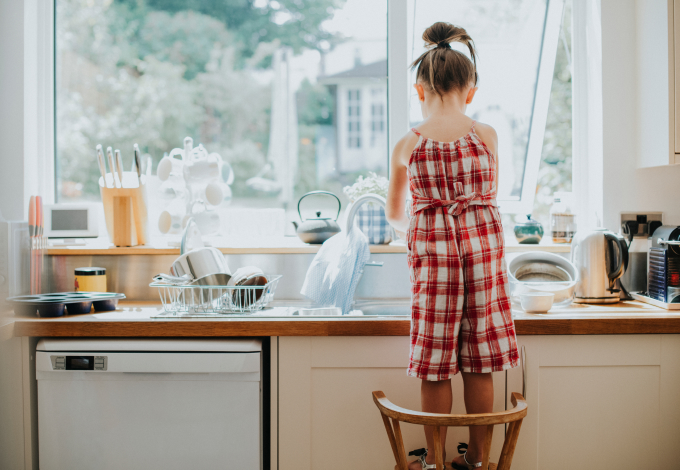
[8,300,680,337]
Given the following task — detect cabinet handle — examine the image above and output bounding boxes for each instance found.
[521,345,526,399]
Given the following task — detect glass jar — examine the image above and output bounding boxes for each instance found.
[550,192,576,243]
[74,267,107,292]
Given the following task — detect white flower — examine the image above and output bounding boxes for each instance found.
[343,172,389,202]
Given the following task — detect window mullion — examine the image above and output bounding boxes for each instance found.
[387,0,409,174]
[505,0,565,214]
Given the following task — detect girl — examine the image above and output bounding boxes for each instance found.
[385,22,519,470]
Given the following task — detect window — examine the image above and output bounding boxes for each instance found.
[54,0,570,239]
[55,0,388,234]
[370,88,386,147]
[347,89,362,149]
[407,0,569,215]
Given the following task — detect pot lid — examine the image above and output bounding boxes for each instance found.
[305,211,331,221]
[518,214,541,226]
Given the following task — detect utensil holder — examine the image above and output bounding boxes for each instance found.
[99,175,149,246]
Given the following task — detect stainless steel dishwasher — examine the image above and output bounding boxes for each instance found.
[36,338,262,470]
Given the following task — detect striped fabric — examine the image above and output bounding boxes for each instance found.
[406,124,519,380]
[357,203,393,245]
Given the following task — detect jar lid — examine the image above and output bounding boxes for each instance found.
[75,267,106,276]
[520,214,541,226]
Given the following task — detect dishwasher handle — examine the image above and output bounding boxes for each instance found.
[36,351,261,375]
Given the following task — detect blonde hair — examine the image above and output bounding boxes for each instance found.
[411,22,478,96]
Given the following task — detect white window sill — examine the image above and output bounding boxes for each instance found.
[47,236,571,255]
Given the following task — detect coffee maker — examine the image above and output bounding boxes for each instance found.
[648,225,680,304]
[620,214,663,293]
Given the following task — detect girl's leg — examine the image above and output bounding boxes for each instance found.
[451,372,494,466]
[409,378,452,469]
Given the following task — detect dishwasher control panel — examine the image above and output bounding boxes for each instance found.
[51,355,107,371]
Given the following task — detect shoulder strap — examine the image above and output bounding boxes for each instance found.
[470,120,476,133]
[411,128,421,136]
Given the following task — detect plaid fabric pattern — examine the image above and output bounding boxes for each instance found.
[406,125,519,380]
[357,203,393,244]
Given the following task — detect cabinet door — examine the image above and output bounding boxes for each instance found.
[674,0,680,159]
[277,336,506,470]
[507,335,680,470]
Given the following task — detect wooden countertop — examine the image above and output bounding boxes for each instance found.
[8,301,680,337]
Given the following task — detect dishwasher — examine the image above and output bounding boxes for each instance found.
[36,338,262,470]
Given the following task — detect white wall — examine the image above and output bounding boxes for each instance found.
[0,0,53,222]
[601,0,680,231]
[0,0,27,221]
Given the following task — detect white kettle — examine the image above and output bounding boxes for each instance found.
[571,228,629,303]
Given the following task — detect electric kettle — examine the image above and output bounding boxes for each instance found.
[571,228,629,303]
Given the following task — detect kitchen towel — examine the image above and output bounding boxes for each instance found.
[357,203,393,244]
[300,225,370,315]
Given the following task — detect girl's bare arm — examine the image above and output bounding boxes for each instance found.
[386,133,418,235]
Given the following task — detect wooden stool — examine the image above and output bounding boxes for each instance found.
[372,391,527,470]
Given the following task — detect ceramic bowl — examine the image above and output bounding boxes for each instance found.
[520,292,555,313]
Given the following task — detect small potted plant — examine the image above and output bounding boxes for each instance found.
[343,172,393,244]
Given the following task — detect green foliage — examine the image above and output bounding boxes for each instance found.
[117,0,343,59]
[296,79,333,126]
[56,0,342,201]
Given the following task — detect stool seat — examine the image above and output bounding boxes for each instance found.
[374,391,527,470]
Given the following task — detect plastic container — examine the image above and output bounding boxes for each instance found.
[520,292,555,313]
[75,267,106,292]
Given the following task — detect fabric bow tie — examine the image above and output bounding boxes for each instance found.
[412,183,496,217]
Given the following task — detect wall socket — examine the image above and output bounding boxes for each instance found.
[620,212,663,238]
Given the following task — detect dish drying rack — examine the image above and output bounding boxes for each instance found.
[150,275,282,316]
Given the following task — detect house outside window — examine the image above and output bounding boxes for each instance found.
[370,88,386,148]
[347,89,362,149]
[319,62,388,176]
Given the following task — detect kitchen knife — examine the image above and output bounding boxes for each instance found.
[132,143,142,180]
[96,145,108,187]
[106,146,120,189]
[145,155,152,177]
[115,149,124,188]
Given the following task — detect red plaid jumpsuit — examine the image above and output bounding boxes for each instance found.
[406,123,519,381]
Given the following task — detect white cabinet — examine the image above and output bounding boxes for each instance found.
[673,0,680,162]
[636,0,680,166]
[670,0,680,163]
[276,336,507,470]
[507,335,680,470]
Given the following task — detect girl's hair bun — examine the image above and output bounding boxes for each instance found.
[422,22,472,50]
[412,22,478,96]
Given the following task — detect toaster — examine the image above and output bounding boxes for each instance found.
[648,225,680,303]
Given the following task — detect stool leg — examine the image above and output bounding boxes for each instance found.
[497,420,523,470]
[433,426,444,470]
[482,425,494,470]
[392,418,409,470]
[380,413,401,467]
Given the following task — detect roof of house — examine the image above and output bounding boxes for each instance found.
[319,59,387,82]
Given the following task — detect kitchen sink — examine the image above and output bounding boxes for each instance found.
[352,300,411,316]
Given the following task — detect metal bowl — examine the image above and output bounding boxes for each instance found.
[508,252,579,307]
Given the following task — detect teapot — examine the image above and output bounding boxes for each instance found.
[293,191,342,244]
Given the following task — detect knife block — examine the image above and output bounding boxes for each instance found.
[99,174,149,246]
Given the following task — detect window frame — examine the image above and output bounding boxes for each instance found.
[387,0,566,215]
[42,0,569,216]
